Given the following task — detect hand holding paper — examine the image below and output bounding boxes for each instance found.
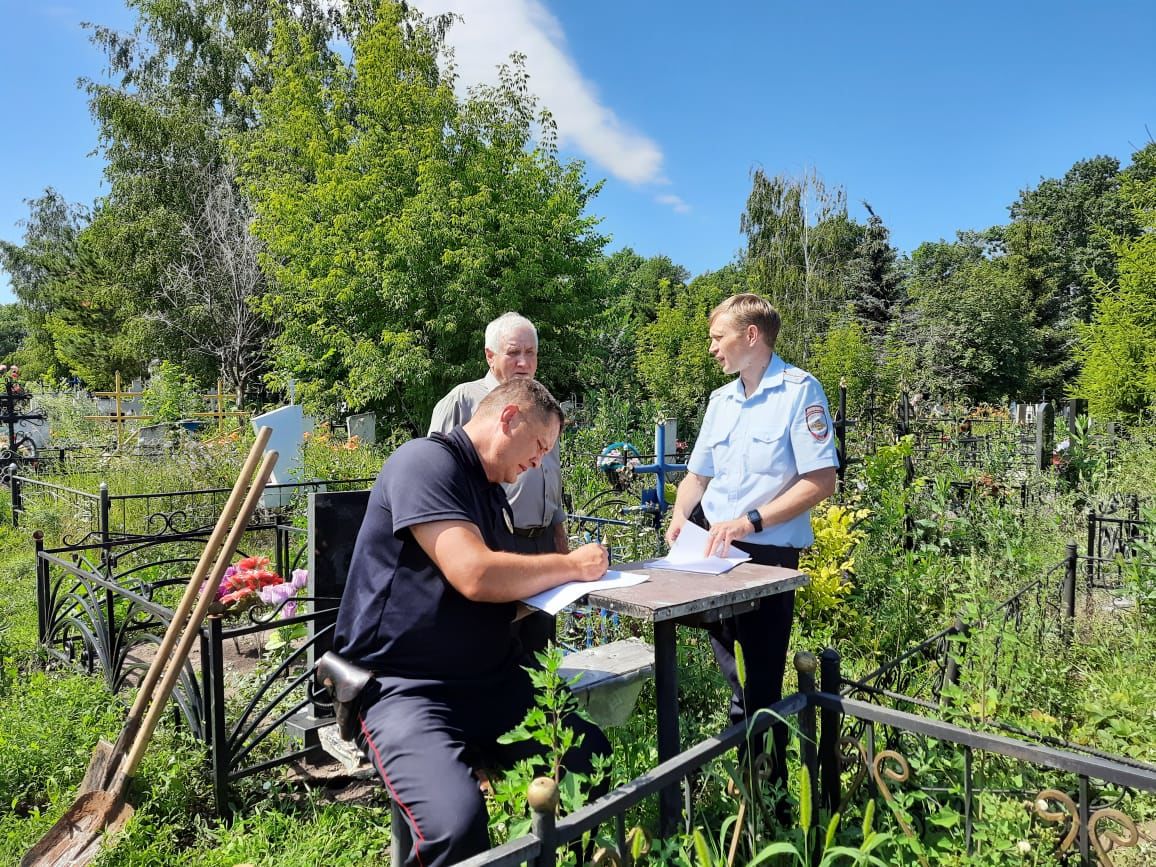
[645,520,750,574]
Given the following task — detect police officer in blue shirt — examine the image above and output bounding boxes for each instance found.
[334,379,611,867]
[667,293,838,811]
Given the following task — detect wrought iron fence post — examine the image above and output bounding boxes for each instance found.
[942,616,967,697]
[818,647,841,815]
[205,616,232,817]
[1063,543,1077,643]
[1085,508,1096,595]
[34,531,46,643]
[10,472,21,527]
[528,777,559,867]
[794,651,820,834]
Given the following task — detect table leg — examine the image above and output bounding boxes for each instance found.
[654,620,680,836]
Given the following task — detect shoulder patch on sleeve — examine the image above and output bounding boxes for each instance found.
[805,404,830,440]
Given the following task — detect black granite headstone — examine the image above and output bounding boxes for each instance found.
[307,489,371,666]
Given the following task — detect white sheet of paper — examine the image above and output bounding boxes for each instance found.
[521,570,650,616]
[645,520,751,574]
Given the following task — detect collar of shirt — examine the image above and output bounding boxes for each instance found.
[482,370,501,390]
[722,353,786,403]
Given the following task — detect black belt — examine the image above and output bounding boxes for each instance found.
[512,524,551,539]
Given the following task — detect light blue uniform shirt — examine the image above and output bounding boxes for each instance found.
[687,354,838,547]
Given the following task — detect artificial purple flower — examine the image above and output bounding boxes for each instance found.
[259,582,294,606]
[281,599,298,620]
[290,568,308,590]
[217,564,238,599]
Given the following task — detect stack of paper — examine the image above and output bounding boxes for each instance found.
[645,521,751,574]
[521,569,649,615]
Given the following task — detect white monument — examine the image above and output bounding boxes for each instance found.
[252,404,315,508]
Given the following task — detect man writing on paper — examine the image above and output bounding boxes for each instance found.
[334,378,610,867]
[429,312,567,658]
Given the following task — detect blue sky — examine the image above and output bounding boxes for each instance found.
[3,0,1154,304]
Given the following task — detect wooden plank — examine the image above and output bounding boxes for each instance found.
[584,562,807,623]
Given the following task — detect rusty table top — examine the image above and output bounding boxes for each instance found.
[583,561,807,624]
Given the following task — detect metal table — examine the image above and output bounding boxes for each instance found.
[584,561,807,833]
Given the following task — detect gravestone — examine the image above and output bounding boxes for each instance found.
[14,416,49,450]
[251,404,314,508]
[137,423,170,450]
[307,489,371,711]
[1034,402,1055,471]
[346,412,376,445]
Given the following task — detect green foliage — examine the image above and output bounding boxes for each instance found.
[1073,160,1156,418]
[905,235,1034,403]
[847,203,904,337]
[741,168,862,365]
[140,361,204,422]
[809,316,881,419]
[798,503,870,631]
[238,2,607,422]
[0,304,25,362]
[634,277,728,429]
[490,645,608,845]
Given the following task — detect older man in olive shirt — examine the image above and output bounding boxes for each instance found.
[429,312,567,654]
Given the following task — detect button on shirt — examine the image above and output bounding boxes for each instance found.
[429,372,564,530]
[687,354,838,547]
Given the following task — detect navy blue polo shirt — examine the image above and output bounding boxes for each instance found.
[333,427,520,681]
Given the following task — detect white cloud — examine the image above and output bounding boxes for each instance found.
[655,193,691,214]
[409,0,666,187]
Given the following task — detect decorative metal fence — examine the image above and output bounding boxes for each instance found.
[32,494,360,813]
[9,472,374,540]
[457,651,1156,867]
[1084,496,1153,593]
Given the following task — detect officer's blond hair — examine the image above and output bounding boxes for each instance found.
[710,294,780,351]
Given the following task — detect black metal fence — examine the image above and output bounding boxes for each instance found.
[456,651,1156,867]
[8,472,374,541]
[30,487,370,815]
[1085,496,1153,593]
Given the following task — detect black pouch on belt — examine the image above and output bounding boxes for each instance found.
[316,651,373,741]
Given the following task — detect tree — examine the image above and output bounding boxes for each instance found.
[809,315,880,419]
[905,235,1033,405]
[740,168,860,365]
[847,202,903,337]
[583,249,693,400]
[634,270,733,431]
[150,164,272,405]
[1074,144,1156,418]
[238,2,607,423]
[1009,154,1139,326]
[0,305,25,363]
[77,0,335,385]
[0,189,89,378]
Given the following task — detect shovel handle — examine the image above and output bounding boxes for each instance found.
[122,427,272,723]
[113,447,278,793]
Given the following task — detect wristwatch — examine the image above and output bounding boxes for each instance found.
[746,509,764,533]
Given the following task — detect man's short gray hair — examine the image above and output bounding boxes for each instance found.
[484,312,538,353]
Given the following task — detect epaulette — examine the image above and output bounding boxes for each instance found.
[783,367,809,384]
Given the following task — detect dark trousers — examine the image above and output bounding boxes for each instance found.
[357,665,610,867]
[507,528,560,660]
[693,506,798,794]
